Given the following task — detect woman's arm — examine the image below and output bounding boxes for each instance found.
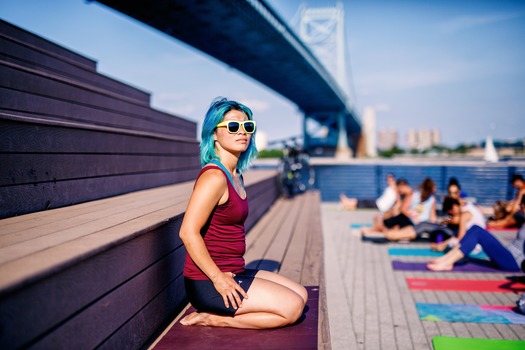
[429,198,437,223]
[488,215,517,229]
[400,192,413,217]
[456,211,472,241]
[511,189,525,214]
[179,169,248,308]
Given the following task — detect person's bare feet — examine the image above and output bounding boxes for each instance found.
[427,255,447,264]
[361,227,370,235]
[430,241,449,252]
[180,311,214,326]
[340,194,357,210]
[426,261,454,271]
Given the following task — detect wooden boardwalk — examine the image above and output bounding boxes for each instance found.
[321,204,525,350]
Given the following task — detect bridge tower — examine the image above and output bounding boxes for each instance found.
[297,2,357,158]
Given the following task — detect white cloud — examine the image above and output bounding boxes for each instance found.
[355,55,484,93]
[374,103,390,112]
[151,93,197,119]
[440,12,524,33]
[238,98,271,113]
[357,68,456,92]
[157,92,187,102]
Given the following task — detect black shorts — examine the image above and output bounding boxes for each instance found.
[383,213,413,229]
[184,268,259,316]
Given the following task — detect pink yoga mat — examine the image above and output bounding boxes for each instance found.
[407,278,525,293]
[488,227,519,233]
[153,286,319,349]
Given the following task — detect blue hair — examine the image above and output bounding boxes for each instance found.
[200,97,258,173]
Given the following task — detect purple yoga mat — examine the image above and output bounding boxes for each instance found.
[154,286,319,349]
[392,260,521,273]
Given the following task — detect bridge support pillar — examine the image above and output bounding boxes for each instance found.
[335,112,352,159]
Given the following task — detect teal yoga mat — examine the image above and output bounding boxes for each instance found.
[388,247,488,259]
[349,223,372,229]
[432,336,525,350]
[417,303,525,324]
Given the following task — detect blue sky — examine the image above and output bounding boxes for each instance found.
[1,0,524,148]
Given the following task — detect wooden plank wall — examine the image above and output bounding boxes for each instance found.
[0,19,201,219]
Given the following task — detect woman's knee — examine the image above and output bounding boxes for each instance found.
[293,284,308,304]
[282,293,305,325]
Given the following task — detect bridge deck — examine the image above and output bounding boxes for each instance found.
[322,204,525,350]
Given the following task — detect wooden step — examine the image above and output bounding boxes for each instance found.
[0,61,195,137]
[0,19,150,103]
[0,113,200,218]
[0,169,279,349]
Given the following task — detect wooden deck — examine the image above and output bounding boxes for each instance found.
[321,204,525,350]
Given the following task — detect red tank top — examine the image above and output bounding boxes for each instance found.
[183,165,249,280]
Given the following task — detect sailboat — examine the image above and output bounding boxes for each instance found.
[484,136,499,163]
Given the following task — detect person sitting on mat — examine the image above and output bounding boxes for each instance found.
[426,195,525,272]
[179,98,307,329]
[489,200,512,222]
[362,178,437,240]
[340,173,397,215]
[374,185,476,243]
[487,174,525,229]
[428,196,486,251]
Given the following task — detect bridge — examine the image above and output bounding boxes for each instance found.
[94,0,362,156]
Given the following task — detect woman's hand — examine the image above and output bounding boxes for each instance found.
[212,272,249,309]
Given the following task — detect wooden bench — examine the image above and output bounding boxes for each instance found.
[0,169,279,349]
[149,190,329,349]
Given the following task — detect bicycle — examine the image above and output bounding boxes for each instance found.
[275,138,315,197]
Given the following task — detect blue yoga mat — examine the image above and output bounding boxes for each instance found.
[349,223,372,229]
[417,303,525,324]
[388,247,488,259]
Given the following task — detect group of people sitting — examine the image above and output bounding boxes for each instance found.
[340,173,525,273]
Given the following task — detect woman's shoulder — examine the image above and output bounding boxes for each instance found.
[197,165,228,186]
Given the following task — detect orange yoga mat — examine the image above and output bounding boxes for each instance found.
[407,278,525,293]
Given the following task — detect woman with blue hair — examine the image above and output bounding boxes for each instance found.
[179,98,307,328]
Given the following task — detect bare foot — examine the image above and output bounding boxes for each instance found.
[427,255,446,264]
[340,194,357,210]
[426,262,454,271]
[361,227,375,235]
[180,311,213,326]
[430,241,448,252]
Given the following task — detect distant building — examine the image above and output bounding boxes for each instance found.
[407,129,418,150]
[431,129,441,147]
[377,129,398,150]
[406,128,440,150]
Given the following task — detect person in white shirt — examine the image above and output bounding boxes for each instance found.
[340,173,397,215]
[362,178,438,241]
